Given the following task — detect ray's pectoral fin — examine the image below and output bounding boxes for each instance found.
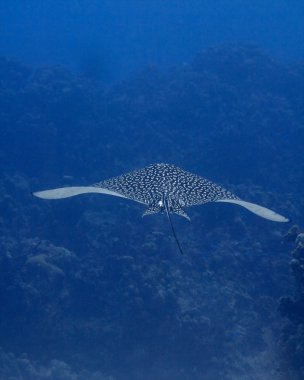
[32,186,129,200]
[215,199,289,222]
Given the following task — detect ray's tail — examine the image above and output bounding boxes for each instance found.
[163,197,184,255]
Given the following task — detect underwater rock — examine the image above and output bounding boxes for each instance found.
[284,225,301,243]
[296,233,304,246]
[279,228,304,378]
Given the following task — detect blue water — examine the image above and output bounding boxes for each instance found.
[0,2,303,380]
[1,1,304,81]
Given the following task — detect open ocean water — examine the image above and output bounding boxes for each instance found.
[0,2,303,379]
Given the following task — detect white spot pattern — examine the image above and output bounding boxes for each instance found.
[93,163,239,214]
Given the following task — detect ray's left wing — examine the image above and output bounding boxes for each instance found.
[32,186,143,203]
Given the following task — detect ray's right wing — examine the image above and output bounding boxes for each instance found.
[215,199,289,222]
[183,174,289,223]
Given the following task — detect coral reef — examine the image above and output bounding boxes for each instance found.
[0,45,303,379]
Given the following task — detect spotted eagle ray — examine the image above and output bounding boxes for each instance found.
[33,163,289,255]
